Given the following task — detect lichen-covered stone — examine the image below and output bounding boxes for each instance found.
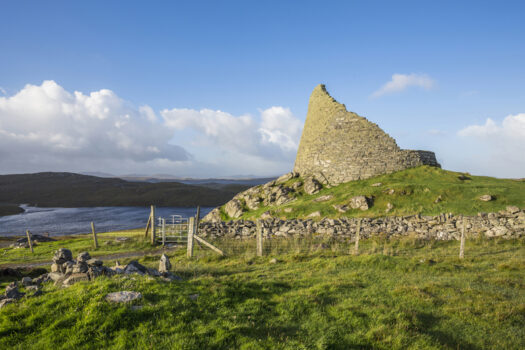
[225,199,244,218]
[293,85,440,185]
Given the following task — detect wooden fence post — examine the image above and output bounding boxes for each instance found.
[151,205,156,245]
[187,217,195,258]
[144,214,151,237]
[459,218,466,259]
[26,230,34,253]
[256,220,263,257]
[354,218,361,255]
[161,218,166,246]
[91,222,99,249]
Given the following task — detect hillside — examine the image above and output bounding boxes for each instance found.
[211,166,525,221]
[0,172,250,211]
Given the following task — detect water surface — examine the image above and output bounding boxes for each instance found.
[0,205,213,237]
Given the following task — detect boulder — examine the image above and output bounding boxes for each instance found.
[479,194,494,202]
[261,211,273,219]
[123,261,148,275]
[202,208,221,223]
[386,202,394,213]
[284,207,293,213]
[63,273,90,286]
[275,172,298,184]
[506,206,520,214]
[159,254,172,273]
[434,195,442,204]
[21,277,33,286]
[52,248,73,264]
[304,178,322,195]
[50,263,63,273]
[307,211,321,218]
[371,182,382,187]
[332,204,349,213]
[225,199,244,218]
[72,262,89,274]
[77,252,91,262]
[314,195,333,202]
[5,283,25,299]
[105,291,142,303]
[0,298,15,309]
[349,196,371,211]
[86,258,103,267]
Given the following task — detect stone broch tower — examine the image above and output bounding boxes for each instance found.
[293,84,440,185]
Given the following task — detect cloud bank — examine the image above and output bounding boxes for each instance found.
[455,113,525,177]
[372,73,435,98]
[0,81,303,177]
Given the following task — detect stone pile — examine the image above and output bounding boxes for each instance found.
[199,206,525,241]
[0,250,179,309]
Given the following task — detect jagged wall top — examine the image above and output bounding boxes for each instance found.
[293,84,439,184]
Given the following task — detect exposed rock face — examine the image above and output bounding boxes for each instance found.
[304,177,322,195]
[293,84,440,185]
[225,199,244,219]
[479,194,494,202]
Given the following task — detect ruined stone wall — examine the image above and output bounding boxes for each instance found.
[198,208,525,241]
[293,85,440,185]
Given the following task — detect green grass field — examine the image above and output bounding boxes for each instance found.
[1,236,524,349]
[224,166,525,220]
[0,229,155,266]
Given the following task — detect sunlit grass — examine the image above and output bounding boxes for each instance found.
[1,237,523,349]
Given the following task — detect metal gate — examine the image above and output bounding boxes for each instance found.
[157,215,189,245]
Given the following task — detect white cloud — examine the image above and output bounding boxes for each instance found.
[0,81,188,167]
[0,81,302,177]
[161,106,302,162]
[455,113,525,177]
[0,87,6,95]
[371,73,435,98]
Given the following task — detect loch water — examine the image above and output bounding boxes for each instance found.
[0,205,213,237]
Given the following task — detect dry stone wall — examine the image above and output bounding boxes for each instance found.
[198,207,525,241]
[293,85,440,185]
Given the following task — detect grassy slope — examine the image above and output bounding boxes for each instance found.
[0,237,524,349]
[230,166,525,220]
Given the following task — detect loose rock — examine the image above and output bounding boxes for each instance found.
[105,291,142,303]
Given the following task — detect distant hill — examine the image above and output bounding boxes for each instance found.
[0,172,251,211]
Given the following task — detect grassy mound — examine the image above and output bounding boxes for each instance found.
[1,237,524,349]
[228,166,525,220]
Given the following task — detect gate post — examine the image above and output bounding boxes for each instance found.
[187,217,195,258]
[151,205,156,245]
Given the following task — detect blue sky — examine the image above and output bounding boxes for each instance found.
[0,1,524,178]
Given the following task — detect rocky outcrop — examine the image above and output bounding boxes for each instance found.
[198,206,524,241]
[202,172,309,221]
[293,84,440,185]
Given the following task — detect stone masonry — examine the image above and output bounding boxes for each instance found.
[293,84,440,185]
[198,207,525,241]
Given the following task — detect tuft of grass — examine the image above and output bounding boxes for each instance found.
[1,237,523,349]
[227,166,525,220]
